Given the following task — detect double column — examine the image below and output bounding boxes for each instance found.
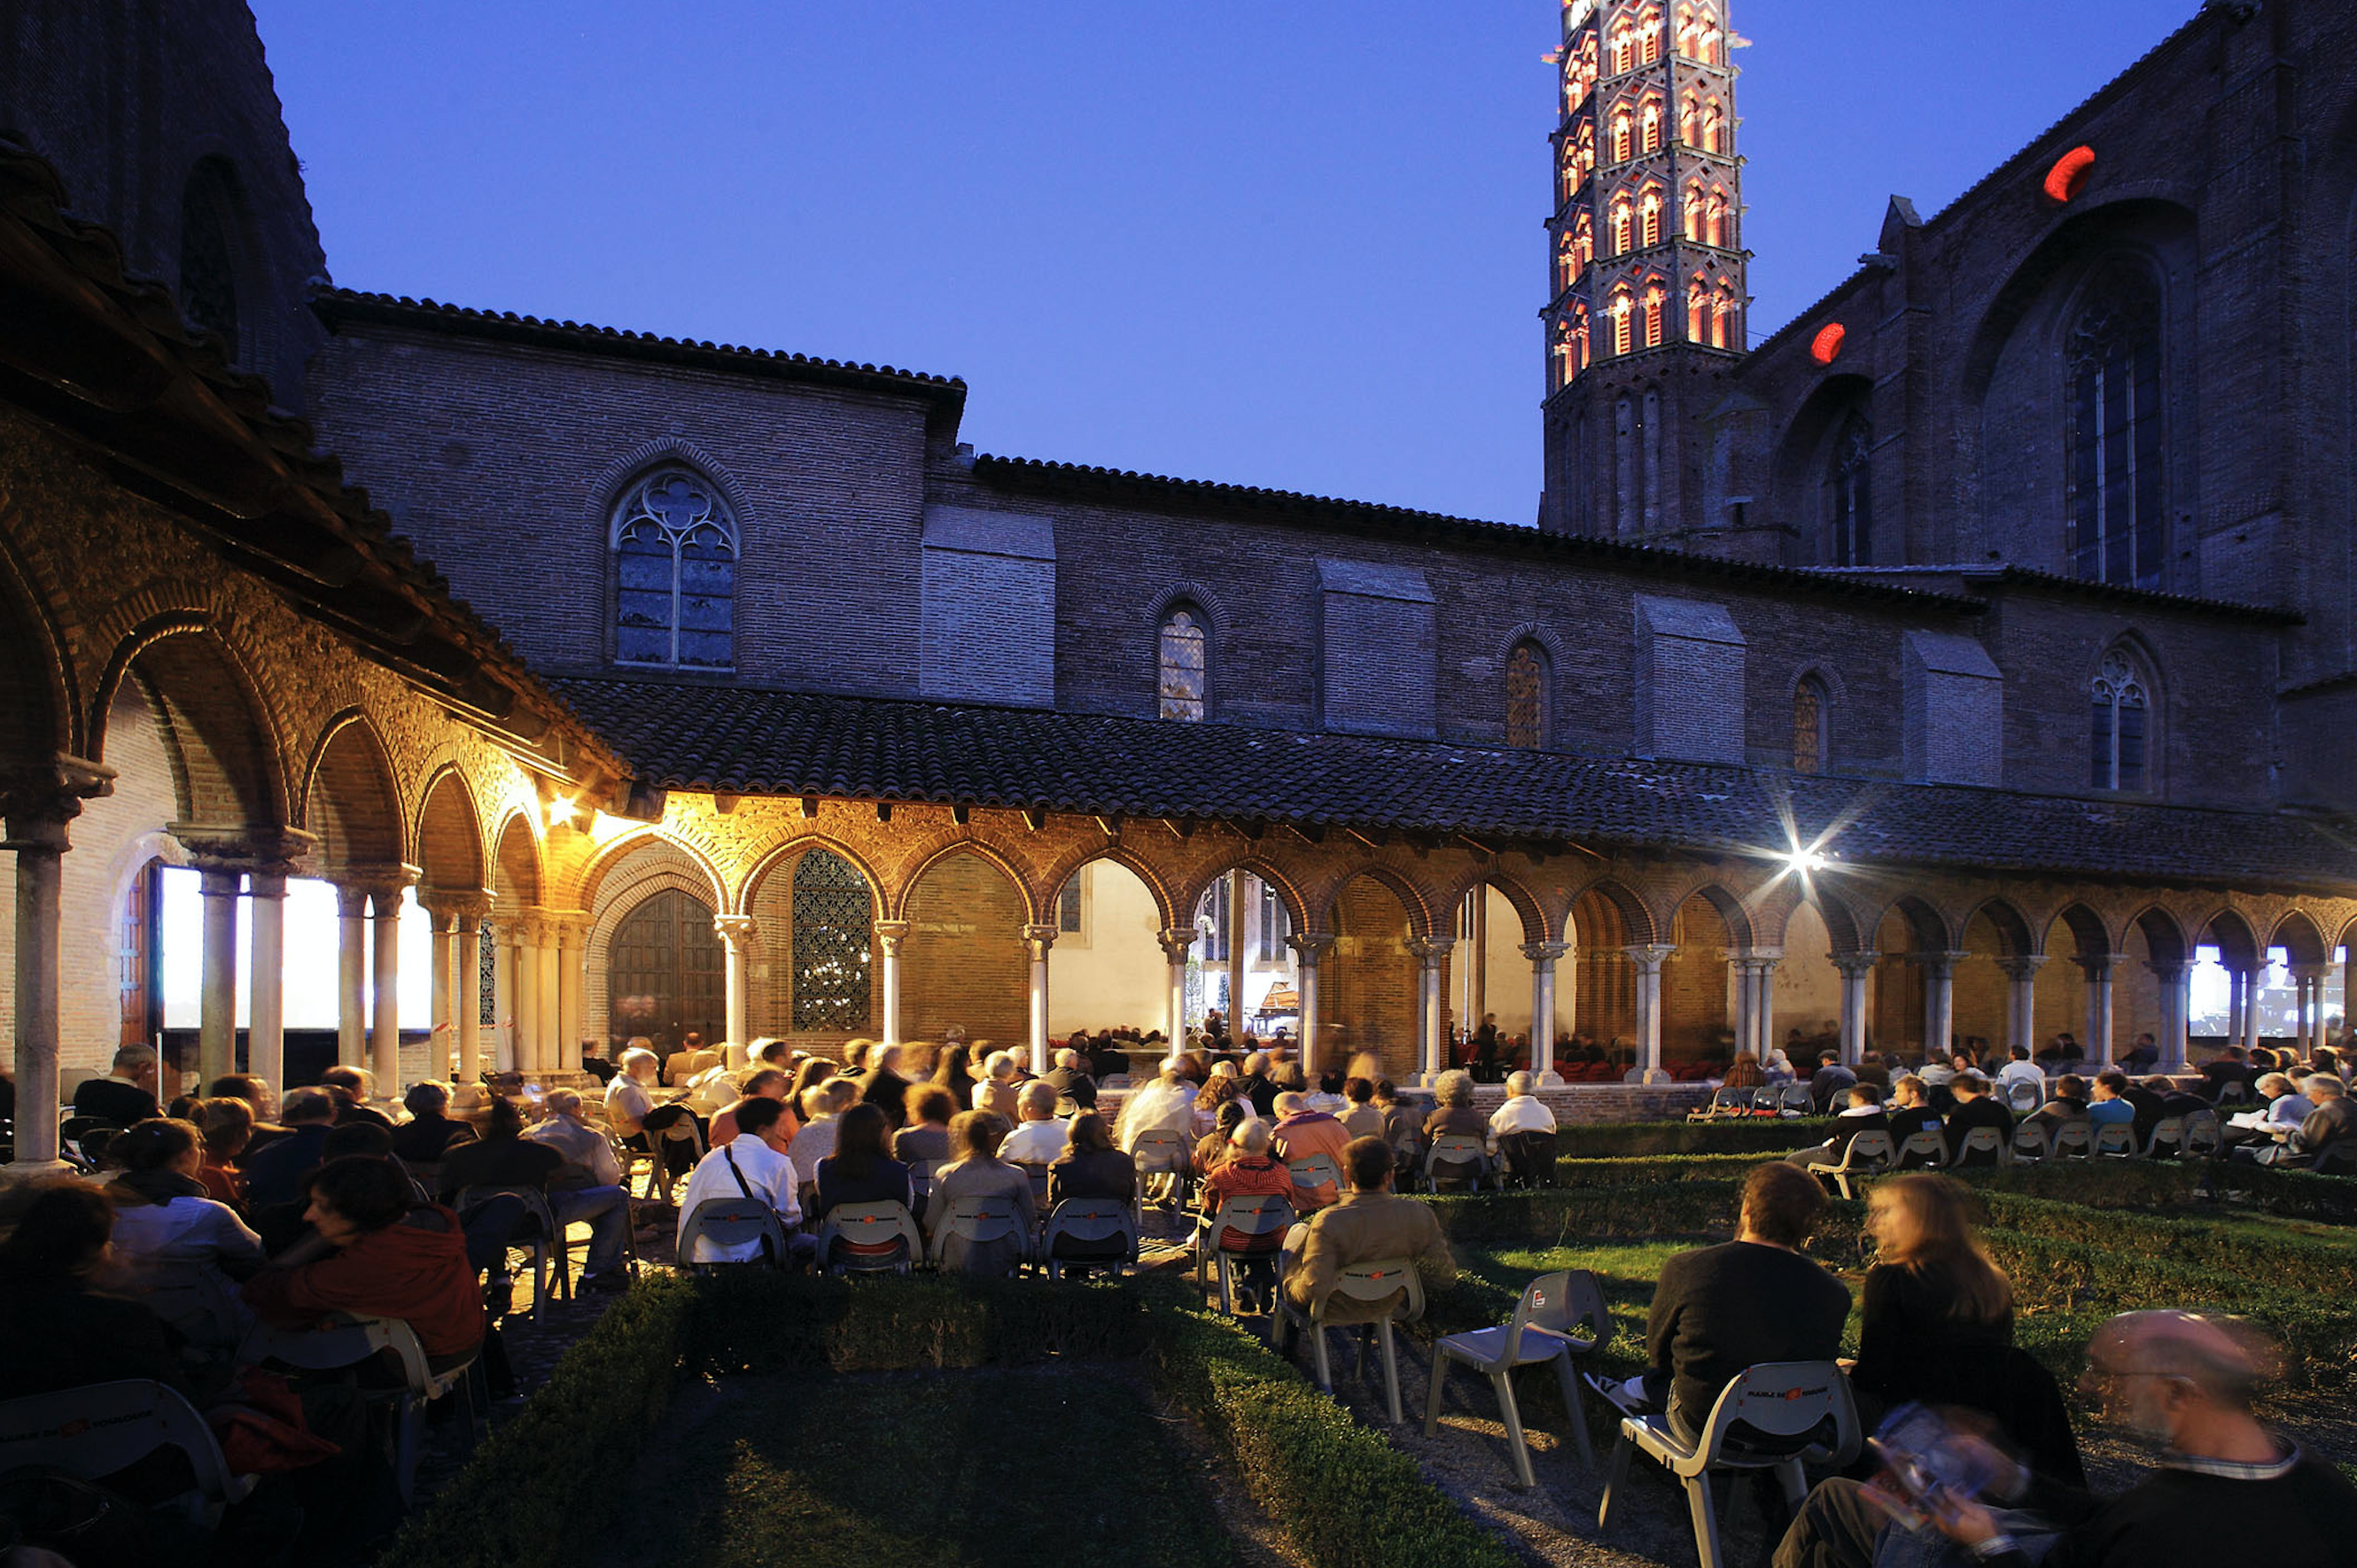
[1833,952,1879,1066]
[421,894,493,1084]
[1405,935,1454,1085]
[1284,931,1334,1074]
[1023,924,1058,1075]
[1521,940,1568,1084]
[1158,926,1197,1045]
[1624,943,1673,1083]
[5,757,113,1169]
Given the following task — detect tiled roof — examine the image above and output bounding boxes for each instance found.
[550,676,2357,892]
[972,455,1986,614]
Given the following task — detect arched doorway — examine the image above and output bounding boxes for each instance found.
[607,889,725,1055]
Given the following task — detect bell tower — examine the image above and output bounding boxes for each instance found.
[1537,0,1746,539]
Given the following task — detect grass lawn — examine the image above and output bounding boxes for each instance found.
[663,1366,1235,1568]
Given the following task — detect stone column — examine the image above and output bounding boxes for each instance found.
[1917,951,1965,1061]
[1158,926,1195,1044]
[875,920,910,1046]
[1412,936,1455,1085]
[512,915,542,1076]
[194,863,243,1086]
[2078,952,2121,1069]
[1522,941,1568,1084]
[247,870,289,1092]
[2147,959,2190,1072]
[1833,952,1879,1066]
[1626,943,1674,1083]
[555,914,587,1073]
[1995,955,2046,1057]
[1023,923,1057,1075]
[336,884,369,1068]
[714,914,757,1054]
[1285,931,1334,1075]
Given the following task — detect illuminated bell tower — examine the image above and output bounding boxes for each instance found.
[1537,0,1746,539]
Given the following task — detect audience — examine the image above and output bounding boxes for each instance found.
[389,1080,477,1164]
[73,1043,163,1125]
[1280,1135,1456,1322]
[924,1109,1037,1276]
[674,1097,815,1265]
[999,1078,1072,1166]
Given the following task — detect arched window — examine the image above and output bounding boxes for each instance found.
[1609,290,1634,355]
[612,467,738,668]
[1610,108,1632,164]
[2089,648,2150,791]
[1640,189,1662,247]
[1702,98,1724,153]
[1793,676,1827,773]
[1609,195,1633,255]
[1505,641,1548,748]
[1826,412,1871,567]
[1158,606,1208,720]
[178,159,241,352]
[1642,282,1666,348]
[791,848,873,1030]
[1640,100,1663,154]
[1686,275,1707,343]
[2066,265,2165,588]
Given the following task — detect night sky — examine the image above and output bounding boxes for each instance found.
[253,0,2197,526]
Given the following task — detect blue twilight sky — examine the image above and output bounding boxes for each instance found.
[250,0,2195,528]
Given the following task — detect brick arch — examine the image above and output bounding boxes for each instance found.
[738,833,885,920]
[413,765,486,892]
[1956,895,2036,956]
[892,838,1039,925]
[1175,854,1311,934]
[1036,842,1179,931]
[578,826,728,914]
[490,808,543,910]
[92,616,287,828]
[299,710,406,870]
[1565,874,1657,948]
[2268,909,2331,968]
[1433,867,1552,945]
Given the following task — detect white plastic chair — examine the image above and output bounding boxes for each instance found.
[1803,1129,1893,1199]
[1424,1268,1608,1480]
[0,1379,254,1524]
[816,1199,923,1275]
[1278,1255,1427,1424]
[1598,1361,1859,1568]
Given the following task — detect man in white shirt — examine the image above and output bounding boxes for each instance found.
[1488,1071,1558,1137]
[1997,1044,2047,1096]
[999,1080,1070,1165]
[674,1098,815,1265]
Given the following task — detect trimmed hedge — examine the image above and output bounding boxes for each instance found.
[387,1271,1521,1568]
[1564,1118,1831,1158]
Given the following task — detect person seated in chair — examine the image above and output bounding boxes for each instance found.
[245,1155,486,1371]
[1605,1162,1849,1448]
[1774,1309,2357,1568]
[389,1079,478,1165]
[1786,1083,1888,1178]
[674,1097,819,1265]
[1280,1135,1455,1323]
[999,1078,1073,1166]
[1942,1072,2016,1166]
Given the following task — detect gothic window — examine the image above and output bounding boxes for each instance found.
[791,849,873,1030]
[177,159,241,351]
[1702,98,1724,153]
[612,468,738,668]
[1609,290,1634,355]
[1609,195,1633,255]
[1158,605,1208,720]
[1793,676,1827,773]
[1641,100,1663,153]
[1642,282,1666,348]
[1826,412,1872,566]
[1640,189,1663,247]
[2065,266,2165,588]
[1611,109,1632,164]
[2089,648,2151,792]
[1505,641,1548,748]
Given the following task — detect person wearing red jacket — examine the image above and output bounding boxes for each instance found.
[245,1155,485,1370]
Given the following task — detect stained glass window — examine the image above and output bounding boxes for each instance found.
[613,468,738,668]
[1827,414,1871,567]
[1793,678,1825,774]
[2089,649,2149,792]
[1159,608,1207,721]
[1505,643,1546,748]
[2066,268,2165,589]
[792,849,872,1030]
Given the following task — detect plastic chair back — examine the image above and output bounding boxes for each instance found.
[1956,1125,2007,1166]
[678,1198,788,1266]
[2050,1120,2094,1159]
[1043,1199,1140,1267]
[2092,1122,2136,1158]
[818,1199,922,1271]
[1207,1192,1293,1254]
[2143,1116,2184,1158]
[1698,1360,1855,1465]
[0,1380,248,1510]
[1894,1129,1947,1168]
[2011,1122,2050,1161]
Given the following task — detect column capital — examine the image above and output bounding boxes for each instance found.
[1406,935,1456,967]
[1156,926,1198,963]
[713,913,758,948]
[1520,940,1570,964]
[1284,930,1337,964]
[1622,942,1675,972]
[1994,953,2049,981]
[1022,923,1060,957]
[1832,950,1880,978]
[874,919,912,953]
[0,752,115,839]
